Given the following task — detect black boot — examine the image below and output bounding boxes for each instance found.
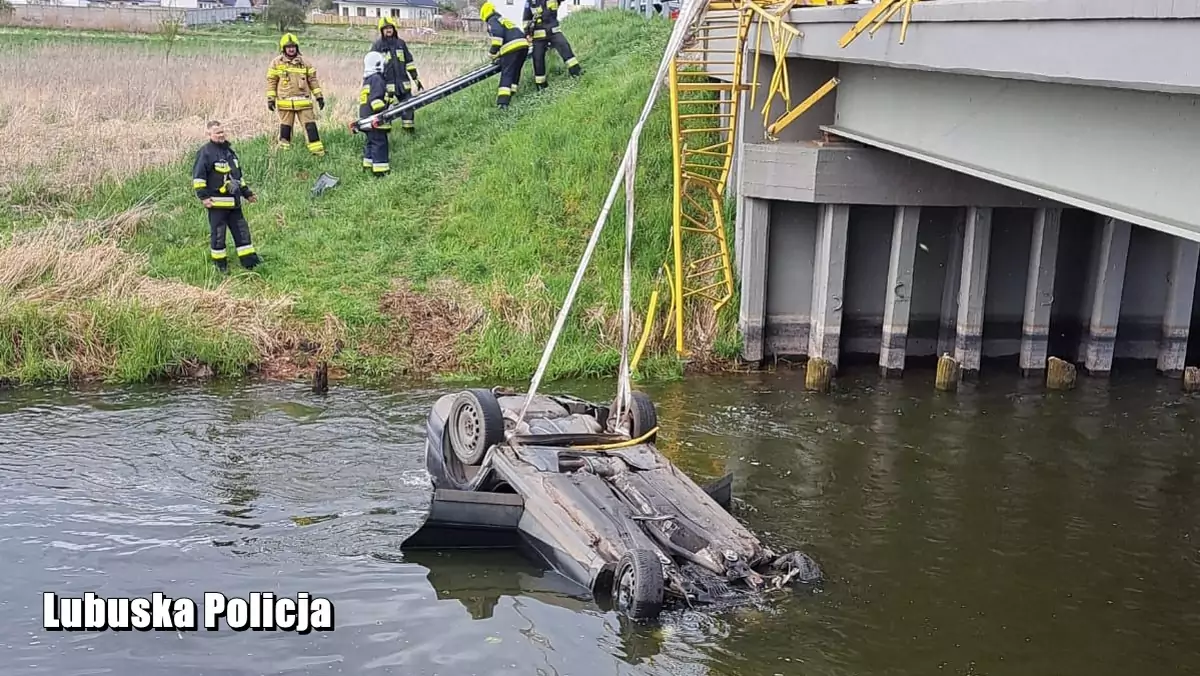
[213,257,229,274]
[239,252,261,270]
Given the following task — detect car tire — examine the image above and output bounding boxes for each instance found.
[613,548,664,620]
[447,388,505,466]
[629,391,658,442]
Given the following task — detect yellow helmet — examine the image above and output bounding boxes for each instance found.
[279,33,299,52]
[377,16,398,32]
[480,1,495,20]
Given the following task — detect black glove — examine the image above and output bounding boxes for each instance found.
[317,97,325,110]
[416,80,425,92]
[267,99,275,111]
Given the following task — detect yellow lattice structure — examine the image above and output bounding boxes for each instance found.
[634,0,921,367]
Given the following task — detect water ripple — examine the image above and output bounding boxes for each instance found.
[1,372,1198,675]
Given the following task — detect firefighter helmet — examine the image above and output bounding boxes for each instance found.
[480,1,495,20]
[279,33,299,52]
[377,16,399,32]
[363,51,385,77]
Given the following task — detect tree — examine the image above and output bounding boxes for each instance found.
[263,0,306,32]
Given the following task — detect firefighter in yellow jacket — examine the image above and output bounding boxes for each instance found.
[266,33,326,156]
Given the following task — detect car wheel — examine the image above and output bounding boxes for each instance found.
[608,391,658,441]
[447,388,505,466]
[613,548,664,620]
[629,391,658,442]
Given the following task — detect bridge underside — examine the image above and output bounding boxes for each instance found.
[823,64,1200,243]
[727,1,1200,381]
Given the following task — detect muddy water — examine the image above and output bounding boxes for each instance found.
[1,370,1198,675]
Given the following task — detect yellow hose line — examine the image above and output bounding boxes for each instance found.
[629,285,661,376]
[568,426,661,450]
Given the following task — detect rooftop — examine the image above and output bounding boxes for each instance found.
[336,0,440,6]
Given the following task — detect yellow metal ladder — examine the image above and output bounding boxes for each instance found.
[634,0,919,369]
[664,1,751,356]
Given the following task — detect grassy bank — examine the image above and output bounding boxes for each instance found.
[0,10,741,387]
[0,25,479,215]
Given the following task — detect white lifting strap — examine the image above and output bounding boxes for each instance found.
[513,0,707,432]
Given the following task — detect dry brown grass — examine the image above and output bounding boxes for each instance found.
[0,205,347,380]
[0,205,291,352]
[377,277,487,373]
[0,40,475,202]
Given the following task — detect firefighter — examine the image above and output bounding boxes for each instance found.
[266,33,326,156]
[372,17,423,133]
[191,120,261,273]
[481,1,529,109]
[523,0,581,90]
[359,52,391,177]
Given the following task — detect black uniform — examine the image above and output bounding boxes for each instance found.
[486,13,529,108]
[191,140,259,271]
[359,71,391,176]
[371,30,422,131]
[523,0,580,89]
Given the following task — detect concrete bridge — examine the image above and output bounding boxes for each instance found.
[727,0,1200,382]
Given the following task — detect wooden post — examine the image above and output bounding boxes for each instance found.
[1045,356,1077,390]
[312,361,329,394]
[805,357,834,393]
[1184,366,1200,393]
[935,353,959,392]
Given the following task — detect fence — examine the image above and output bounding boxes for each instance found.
[306,12,486,33]
[0,5,256,31]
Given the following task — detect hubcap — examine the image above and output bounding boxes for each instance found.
[455,404,480,451]
[616,565,634,610]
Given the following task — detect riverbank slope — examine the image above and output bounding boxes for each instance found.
[0,10,742,387]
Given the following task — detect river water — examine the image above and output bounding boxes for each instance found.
[1,369,1198,675]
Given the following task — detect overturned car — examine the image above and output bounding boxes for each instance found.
[400,387,822,620]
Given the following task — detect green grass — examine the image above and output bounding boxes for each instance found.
[1,9,742,387]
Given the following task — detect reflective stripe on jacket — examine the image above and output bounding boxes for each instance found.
[371,36,420,95]
[266,55,323,102]
[523,0,561,39]
[192,141,253,209]
[359,73,392,130]
[487,15,528,56]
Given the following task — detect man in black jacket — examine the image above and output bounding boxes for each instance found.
[191,120,261,273]
[371,17,423,133]
[523,0,581,90]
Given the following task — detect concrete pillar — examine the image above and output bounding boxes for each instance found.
[1019,208,1062,376]
[808,204,850,367]
[1080,217,1132,375]
[737,197,771,363]
[937,213,964,357]
[879,206,921,377]
[1157,237,1200,376]
[953,207,993,377]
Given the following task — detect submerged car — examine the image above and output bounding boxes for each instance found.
[400,386,822,620]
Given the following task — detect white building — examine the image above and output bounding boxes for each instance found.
[198,0,251,10]
[6,0,93,7]
[335,0,439,21]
